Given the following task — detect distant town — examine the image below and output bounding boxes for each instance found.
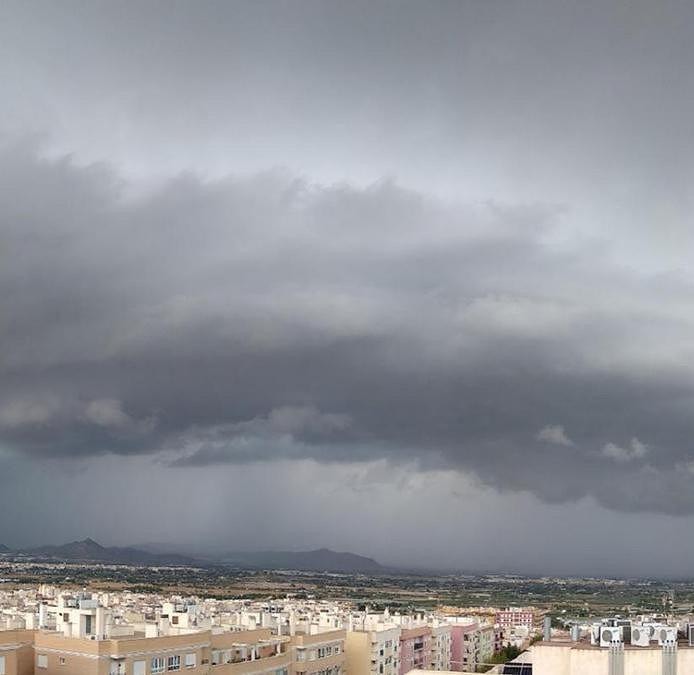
[3,543,694,674]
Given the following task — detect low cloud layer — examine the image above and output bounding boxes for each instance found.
[3,143,694,516]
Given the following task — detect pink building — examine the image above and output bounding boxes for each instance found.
[449,622,479,673]
[495,609,534,631]
[398,626,431,675]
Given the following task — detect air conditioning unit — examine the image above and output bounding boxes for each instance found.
[640,624,659,641]
[600,626,623,647]
[631,626,650,647]
[658,627,677,645]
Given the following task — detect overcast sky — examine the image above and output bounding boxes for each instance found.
[3,0,694,578]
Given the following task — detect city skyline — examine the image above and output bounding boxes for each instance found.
[3,1,694,577]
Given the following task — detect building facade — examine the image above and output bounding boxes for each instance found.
[428,626,451,672]
[398,627,431,675]
[344,625,400,675]
[495,610,534,633]
[532,640,694,675]
[292,630,344,675]
[0,627,342,675]
[0,630,34,675]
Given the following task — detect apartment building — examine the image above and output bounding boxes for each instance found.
[427,625,450,672]
[0,630,34,675]
[344,623,400,675]
[448,622,476,673]
[476,626,494,670]
[211,628,292,675]
[34,630,210,675]
[447,620,496,673]
[33,627,294,675]
[0,590,484,675]
[495,609,534,633]
[397,626,431,675]
[291,629,344,675]
[0,624,336,675]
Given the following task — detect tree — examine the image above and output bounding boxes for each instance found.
[489,645,522,664]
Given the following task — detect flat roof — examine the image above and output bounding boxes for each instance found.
[535,639,693,650]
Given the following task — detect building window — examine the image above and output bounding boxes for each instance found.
[37,656,48,669]
[59,658,66,666]
[134,661,145,675]
[0,656,5,675]
[168,656,181,672]
[151,658,165,674]
[184,654,196,669]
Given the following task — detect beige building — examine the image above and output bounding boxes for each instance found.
[35,631,209,675]
[291,630,344,675]
[211,628,292,675]
[0,630,34,675]
[345,625,400,675]
[532,640,694,675]
[0,626,343,675]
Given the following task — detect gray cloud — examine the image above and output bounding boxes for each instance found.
[3,143,694,516]
[168,406,354,467]
[537,425,574,447]
[602,438,649,462]
[4,1,694,572]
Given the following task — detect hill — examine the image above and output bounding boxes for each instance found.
[21,538,196,566]
[16,539,382,572]
[220,548,382,572]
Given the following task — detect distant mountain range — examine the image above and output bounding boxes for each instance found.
[218,548,382,572]
[0,538,195,566]
[0,538,383,572]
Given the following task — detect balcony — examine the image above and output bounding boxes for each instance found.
[211,651,291,675]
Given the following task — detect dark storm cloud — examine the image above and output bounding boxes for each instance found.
[4,0,694,213]
[3,143,694,515]
[7,0,694,573]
